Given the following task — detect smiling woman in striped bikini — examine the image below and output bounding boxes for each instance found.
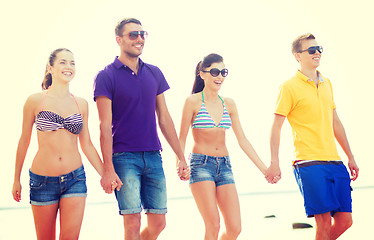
[11,48,117,240]
[178,53,271,240]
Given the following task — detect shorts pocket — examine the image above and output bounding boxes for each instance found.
[29,179,46,190]
[75,172,86,181]
[190,159,206,168]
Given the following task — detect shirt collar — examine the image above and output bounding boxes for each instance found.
[296,70,325,83]
[113,57,144,69]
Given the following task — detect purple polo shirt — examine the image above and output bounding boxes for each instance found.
[93,57,170,153]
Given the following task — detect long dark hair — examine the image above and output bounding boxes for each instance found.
[41,48,72,90]
[191,53,224,94]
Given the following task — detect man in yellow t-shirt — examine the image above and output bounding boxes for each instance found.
[266,33,359,240]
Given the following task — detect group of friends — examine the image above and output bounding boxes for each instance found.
[12,18,359,240]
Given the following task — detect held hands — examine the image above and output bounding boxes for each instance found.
[264,163,281,184]
[100,169,123,194]
[176,159,190,181]
[12,181,22,202]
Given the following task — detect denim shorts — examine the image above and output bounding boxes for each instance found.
[189,153,235,187]
[112,151,167,215]
[29,165,87,206]
[293,161,352,217]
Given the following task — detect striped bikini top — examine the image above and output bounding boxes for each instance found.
[191,92,232,129]
[35,91,83,135]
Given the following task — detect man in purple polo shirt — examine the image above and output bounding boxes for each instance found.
[93,18,189,240]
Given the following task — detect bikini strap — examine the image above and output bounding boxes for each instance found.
[218,95,224,104]
[71,94,82,114]
[40,90,48,111]
[201,91,205,103]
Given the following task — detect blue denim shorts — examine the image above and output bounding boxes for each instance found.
[293,161,352,217]
[29,165,87,206]
[189,153,235,187]
[112,151,167,215]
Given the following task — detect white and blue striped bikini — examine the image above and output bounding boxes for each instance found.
[191,92,232,129]
[35,91,83,135]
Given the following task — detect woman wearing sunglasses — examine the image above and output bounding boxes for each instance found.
[178,53,269,240]
[12,48,116,239]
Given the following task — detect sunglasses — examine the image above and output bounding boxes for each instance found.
[127,31,148,40]
[298,46,323,54]
[202,68,229,77]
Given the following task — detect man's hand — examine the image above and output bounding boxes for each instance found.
[176,159,190,181]
[265,163,281,184]
[348,159,359,181]
[101,168,123,193]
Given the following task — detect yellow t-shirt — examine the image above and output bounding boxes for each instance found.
[275,71,340,161]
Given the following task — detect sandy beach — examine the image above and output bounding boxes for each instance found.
[1,187,372,240]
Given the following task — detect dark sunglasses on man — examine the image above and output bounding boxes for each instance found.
[298,46,323,55]
[126,31,148,40]
[202,68,229,77]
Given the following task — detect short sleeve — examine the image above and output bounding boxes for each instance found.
[327,79,336,109]
[93,71,113,102]
[274,84,293,117]
[155,67,170,95]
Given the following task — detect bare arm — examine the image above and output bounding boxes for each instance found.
[78,99,104,176]
[333,109,359,180]
[265,114,285,183]
[156,93,189,180]
[12,96,36,202]
[228,99,267,175]
[96,96,122,193]
[178,96,195,154]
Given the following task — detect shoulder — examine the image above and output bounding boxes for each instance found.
[25,91,44,106]
[23,92,44,113]
[185,93,201,105]
[143,62,165,78]
[222,97,237,113]
[70,94,88,114]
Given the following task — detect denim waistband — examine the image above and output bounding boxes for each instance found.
[189,153,230,162]
[29,165,85,183]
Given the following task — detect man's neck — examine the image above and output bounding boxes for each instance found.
[118,54,140,74]
[300,67,319,85]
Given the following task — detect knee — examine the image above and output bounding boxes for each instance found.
[124,215,141,233]
[149,219,166,234]
[206,220,220,236]
[226,224,241,238]
[342,217,353,230]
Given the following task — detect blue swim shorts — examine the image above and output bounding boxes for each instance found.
[29,165,87,206]
[293,161,352,217]
[189,153,235,187]
[112,151,167,215]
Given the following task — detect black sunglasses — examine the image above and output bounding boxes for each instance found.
[126,31,148,40]
[202,68,229,77]
[298,46,323,54]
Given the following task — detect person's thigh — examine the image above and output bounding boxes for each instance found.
[59,197,86,239]
[32,203,59,240]
[113,152,144,215]
[141,151,167,214]
[216,184,241,230]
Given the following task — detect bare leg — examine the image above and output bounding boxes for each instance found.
[191,181,220,240]
[217,184,241,240]
[31,203,59,240]
[314,212,332,240]
[140,213,166,240]
[330,212,353,240]
[123,213,141,240]
[59,197,86,240]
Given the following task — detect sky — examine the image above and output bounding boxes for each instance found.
[1,0,373,210]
